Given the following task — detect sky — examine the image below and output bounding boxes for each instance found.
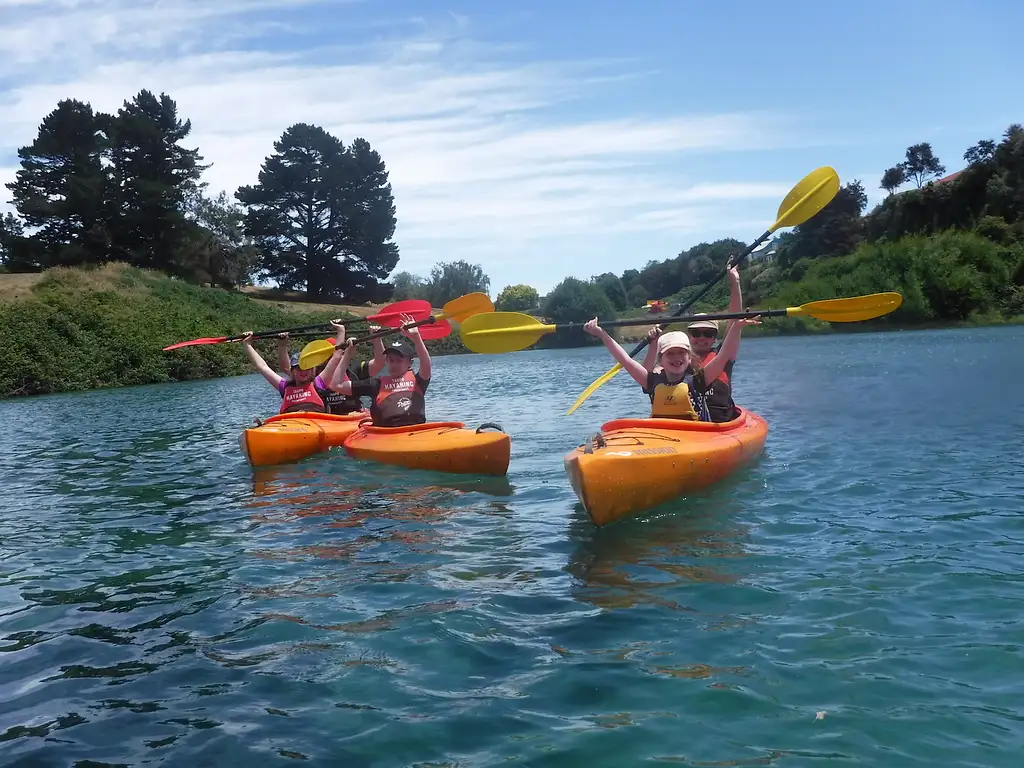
[1,0,1021,295]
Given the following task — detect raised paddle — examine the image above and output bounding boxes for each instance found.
[161,299,433,351]
[565,165,842,415]
[289,318,455,367]
[298,292,494,369]
[286,318,453,342]
[460,293,903,354]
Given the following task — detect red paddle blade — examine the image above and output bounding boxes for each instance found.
[163,336,228,350]
[367,299,432,327]
[417,318,452,340]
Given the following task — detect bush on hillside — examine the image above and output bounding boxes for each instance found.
[765,231,1022,329]
[0,264,468,398]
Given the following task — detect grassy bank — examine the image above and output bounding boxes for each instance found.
[0,264,469,398]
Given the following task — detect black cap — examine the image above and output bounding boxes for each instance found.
[385,340,415,359]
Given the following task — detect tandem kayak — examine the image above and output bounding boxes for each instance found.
[343,421,511,476]
[564,407,769,526]
[240,411,368,467]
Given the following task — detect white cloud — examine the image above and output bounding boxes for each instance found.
[0,1,802,293]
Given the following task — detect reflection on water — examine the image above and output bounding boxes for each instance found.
[566,496,750,611]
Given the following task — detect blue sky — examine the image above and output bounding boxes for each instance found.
[1,0,1021,295]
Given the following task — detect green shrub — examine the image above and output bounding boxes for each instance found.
[0,263,465,398]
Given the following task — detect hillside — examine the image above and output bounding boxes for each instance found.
[0,264,467,399]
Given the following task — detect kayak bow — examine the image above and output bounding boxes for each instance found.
[564,408,769,526]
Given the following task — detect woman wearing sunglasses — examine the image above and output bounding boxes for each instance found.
[642,264,757,422]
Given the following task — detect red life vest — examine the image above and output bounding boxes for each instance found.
[372,370,427,426]
[699,350,730,384]
[279,380,326,414]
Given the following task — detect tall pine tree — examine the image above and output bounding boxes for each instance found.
[6,99,109,268]
[236,124,399,300]
[105,90,206,272]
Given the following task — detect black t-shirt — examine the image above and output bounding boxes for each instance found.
[323,359,372,415]
[695,345,737,422]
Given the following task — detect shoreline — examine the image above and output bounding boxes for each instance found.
[3,321,1019,402]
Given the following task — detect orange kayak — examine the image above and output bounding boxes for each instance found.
[240,411,368,467]
[343,421,511,476]
[564,407,769,526]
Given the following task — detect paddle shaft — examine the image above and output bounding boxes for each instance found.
[334,313,444,349]
[222,323,333,343]
[469,307,778,341]
[551,307,783,334]
[622,228,771,359]
[174,313,408,346]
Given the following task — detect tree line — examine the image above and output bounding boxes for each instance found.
[3,90,1020,331]
[508,123,1024,332]
[0,91,400,302]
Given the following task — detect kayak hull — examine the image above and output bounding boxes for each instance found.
[343,421,511,476]
[240,411,369,467]
[564,407,769,527]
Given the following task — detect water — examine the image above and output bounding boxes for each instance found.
[1,327,1023,766]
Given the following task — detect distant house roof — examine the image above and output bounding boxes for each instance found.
[935,170,963,184]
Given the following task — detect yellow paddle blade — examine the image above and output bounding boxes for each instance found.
[771,166,840,231]
[459,311,555,353]
[438,292,495,323]
[565,363,623,415]
[297,339,336,370]
[792,292,903,322]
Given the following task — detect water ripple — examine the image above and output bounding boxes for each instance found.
[1,329,1023,765]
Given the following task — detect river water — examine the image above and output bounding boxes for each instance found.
[1,328,1022,766]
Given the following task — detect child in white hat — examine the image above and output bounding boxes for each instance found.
[583,318,743,420]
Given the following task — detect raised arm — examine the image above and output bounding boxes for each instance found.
[642,326,661,372]
[242,332,286,388]
[368,324,386,376]
[702,316,757,382]
[401,314,430,380]
[276,333,291,372]
[329,340,357,395]
[319,320,347,384]
[583,318,648,387]
[721,264,743,348]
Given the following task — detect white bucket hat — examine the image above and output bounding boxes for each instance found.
[657,331,692,356]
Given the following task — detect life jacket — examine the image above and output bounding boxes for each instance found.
[697,350,737,423]
[279,380,327,414]
[371,370,427,427]
[323,388,361,415]
[646,370,710,421]
[323,361,371,415]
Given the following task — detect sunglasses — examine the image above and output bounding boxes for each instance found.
[688,329,717,338]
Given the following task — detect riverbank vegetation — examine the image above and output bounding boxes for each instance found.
[0,264,466,397]
[1,84,1021,397]
[390,125,1024,346]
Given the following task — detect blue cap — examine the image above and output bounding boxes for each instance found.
[289,352,301,367]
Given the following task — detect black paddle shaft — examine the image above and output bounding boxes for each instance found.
[623,227,771,358]
[228,322,332,342]
[334,314,441,350]
[568,306,785,333]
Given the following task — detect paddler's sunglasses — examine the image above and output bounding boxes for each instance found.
[688,329,717,338]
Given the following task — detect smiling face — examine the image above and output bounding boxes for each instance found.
[658,345,691,375]
[292,366,315,385]
[385,350,411,377]
[687,326,718,356]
